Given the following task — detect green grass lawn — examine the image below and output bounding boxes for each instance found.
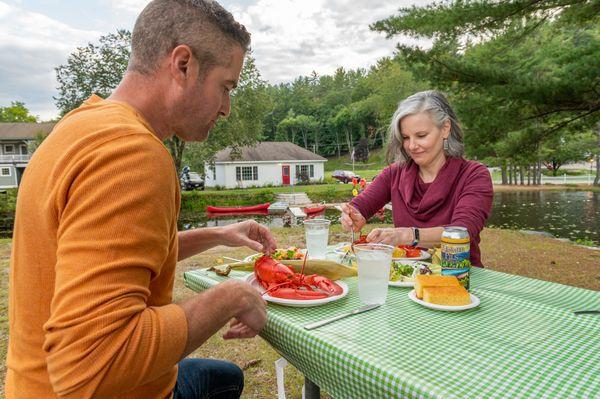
[1,226,599,398]
[324,148,387,172]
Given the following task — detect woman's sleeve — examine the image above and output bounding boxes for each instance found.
[350,166,393,219]
[450,165,494,241]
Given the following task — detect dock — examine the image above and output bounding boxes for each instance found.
[268,202,289,214]
[275,193,312,206]
[288,207,307,218]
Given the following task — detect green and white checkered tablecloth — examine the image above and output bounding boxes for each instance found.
[184,267,600,399]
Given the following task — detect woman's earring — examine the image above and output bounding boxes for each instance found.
[443,138,449,151]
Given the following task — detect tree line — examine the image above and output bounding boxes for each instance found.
[372,0,599,184]
[3,1,598,185]
[48,29,426,174]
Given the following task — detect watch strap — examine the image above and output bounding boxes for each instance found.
[411,227,420,247]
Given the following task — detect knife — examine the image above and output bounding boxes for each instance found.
[303,304,380,330]
[573,310,600,315]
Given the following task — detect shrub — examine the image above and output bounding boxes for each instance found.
[297,171,310,185]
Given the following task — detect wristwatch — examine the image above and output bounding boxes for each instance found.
[411,227,420,247]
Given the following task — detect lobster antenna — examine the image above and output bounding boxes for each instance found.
[300,251,308,276]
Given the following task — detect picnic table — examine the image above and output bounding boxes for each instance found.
[184,263,600,398]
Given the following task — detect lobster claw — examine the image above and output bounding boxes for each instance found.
[305,275,343,296]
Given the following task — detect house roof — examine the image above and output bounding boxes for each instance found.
[0,122,56,140]
[213,142,327,163]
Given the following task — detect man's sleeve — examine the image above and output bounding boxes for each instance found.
[43,134,188,398]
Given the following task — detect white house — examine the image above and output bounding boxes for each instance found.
[204,142,327,189]
[0,122,55,189]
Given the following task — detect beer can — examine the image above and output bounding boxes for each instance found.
[441,226,471,290]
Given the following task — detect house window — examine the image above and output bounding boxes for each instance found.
[295,164,313,179]
[4,144,15,154]
[212,167,216,181]
[1,167,11,177]
[20,145,27,155]
[236,166,258,181]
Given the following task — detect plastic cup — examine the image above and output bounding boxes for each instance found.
[353,243,394,304]
[303,219,331,259]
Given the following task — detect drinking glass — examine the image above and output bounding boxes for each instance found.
[353,243,394,304]
[303,219,331,259]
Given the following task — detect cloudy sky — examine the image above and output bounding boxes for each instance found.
[0,0,428,120]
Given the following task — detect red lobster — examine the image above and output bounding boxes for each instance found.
[254,255,343,300]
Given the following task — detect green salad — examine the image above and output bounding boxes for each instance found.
[389,262,416,282]
[389,261,437,282]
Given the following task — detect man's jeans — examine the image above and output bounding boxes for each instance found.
[173,358,244,399]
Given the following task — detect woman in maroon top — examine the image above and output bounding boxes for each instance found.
[341,90,493,267]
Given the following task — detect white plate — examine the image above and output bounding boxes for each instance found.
[333,242,352,255]
[389,280,415,288]
[245,274,349,307]
[407,289,480,311]
[394,250,431,261]
[333,243,431,261]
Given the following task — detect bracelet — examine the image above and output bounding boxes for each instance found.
[410,227,420,247]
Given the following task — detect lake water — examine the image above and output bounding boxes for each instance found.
[178,190,600,246]
[487,191,599,245]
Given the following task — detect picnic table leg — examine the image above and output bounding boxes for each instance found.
[304,377,321,399]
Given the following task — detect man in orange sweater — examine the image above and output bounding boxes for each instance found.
[6,1,276,398]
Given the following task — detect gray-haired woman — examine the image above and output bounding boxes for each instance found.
[340,90,493,266]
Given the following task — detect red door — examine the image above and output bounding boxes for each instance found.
[282,165,290,185]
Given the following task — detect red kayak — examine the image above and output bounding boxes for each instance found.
[304,204,326,215]
[207,210,269,217]
[206,203,270,213]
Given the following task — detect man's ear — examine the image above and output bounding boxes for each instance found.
[170,44,197,83]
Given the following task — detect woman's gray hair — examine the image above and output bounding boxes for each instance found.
[386,90,464,164]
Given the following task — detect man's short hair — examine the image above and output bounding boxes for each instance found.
[128,0,251,75]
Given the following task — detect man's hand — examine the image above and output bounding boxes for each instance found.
[223,280,267,340]
[179,279,267,357]
[340,203,366,233]
[220,220,277,255]
[366,227,412,247]
[223,318,261,340]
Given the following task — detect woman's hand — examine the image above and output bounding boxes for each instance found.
[366,227,413,247]
[220,220,277,255]
[340,203,366,233]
